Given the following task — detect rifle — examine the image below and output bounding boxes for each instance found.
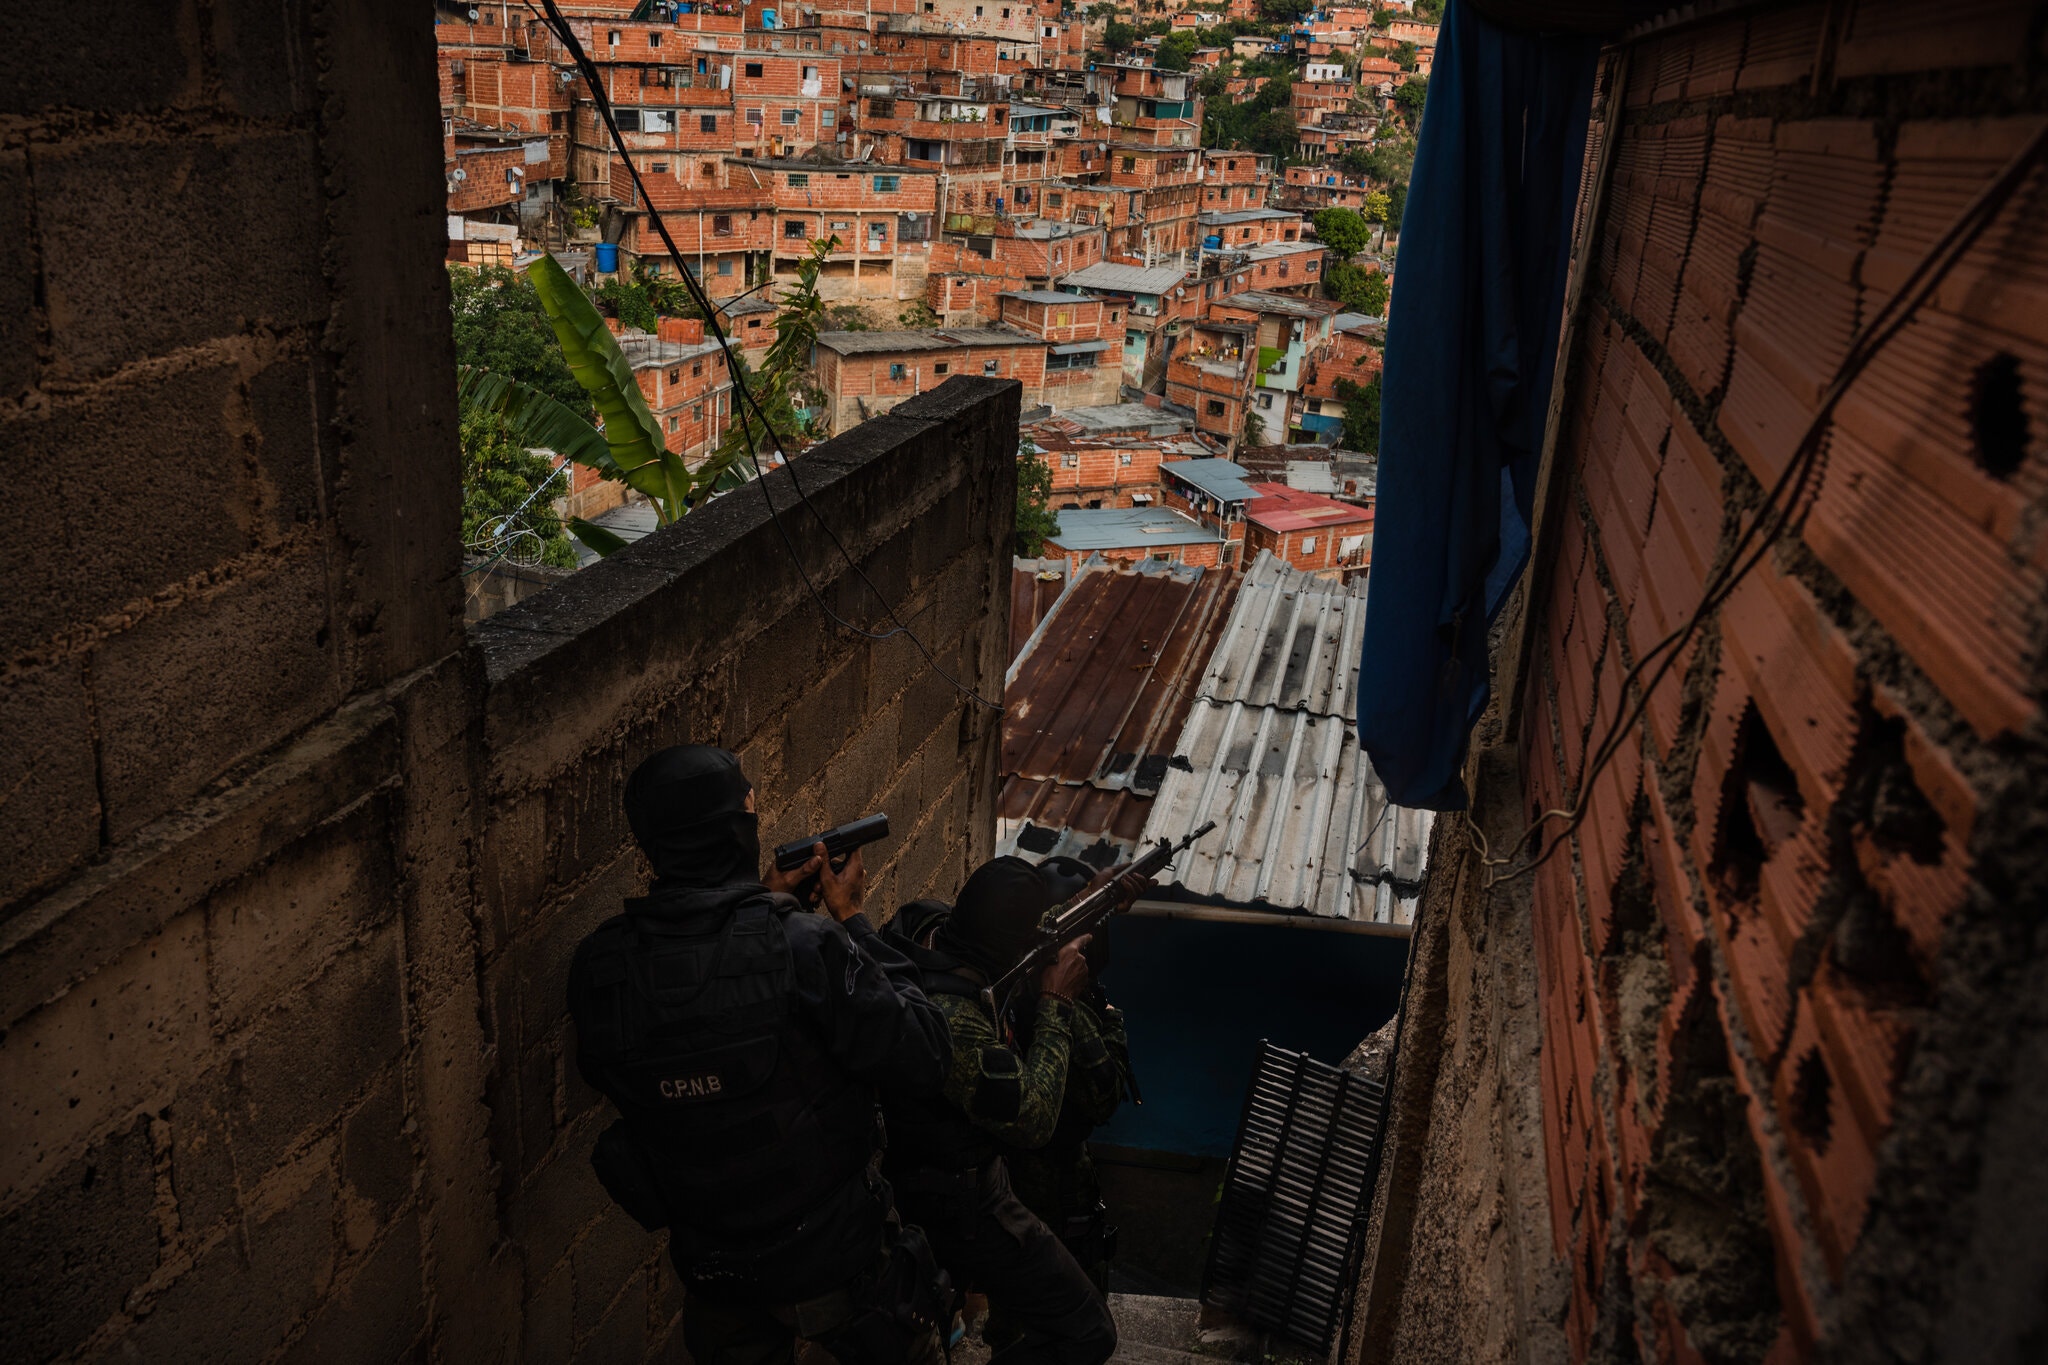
[982,821,1217,1019]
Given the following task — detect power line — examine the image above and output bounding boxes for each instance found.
[1472,117,2048,890]
[534,0,1005,713]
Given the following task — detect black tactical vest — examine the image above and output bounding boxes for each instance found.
[569,891,878,1250]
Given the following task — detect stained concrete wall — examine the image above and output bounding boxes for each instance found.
[0,5,1020,1358]
[1351,4,2048,1363]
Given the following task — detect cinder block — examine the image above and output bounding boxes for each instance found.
[91,540,340,841]
[570,1265,648,1365]
[170,1064,241,1239]
[0,151,35,403]
[0,657,100,911]
[211,0,316,119]
[0,7,191,115]
[0,911,207,1190]
[38,132,327,381]
[0,1115,158,1363]
[123,1166,336,1361]
[278,1211,425,1365]
[0,360,317,664]
[205,795,397,1031]
[523,1258,576,1365]
[228,925,404,1179]
[508,1133,611,1291]
[339,1066,413,1250]
[781,650,870,793]
[573,1209,658,1338]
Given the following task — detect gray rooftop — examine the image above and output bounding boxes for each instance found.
[1243,239,1330,260]
[1045,507,1218,550]
[1009,102,1064,118]
[1059,262,1188,295]
[1218,290,1341,320]
[815,326,1037,355]
[1058,402,1192,435]
[999,289,1085,305]
[1142,552,1433,923]
[1284,460,1339,494]
[1200,207,1300,226]
[615,333,729,367]
[1162,457,1260,503]
[1008,219,1097,240]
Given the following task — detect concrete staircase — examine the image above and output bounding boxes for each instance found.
[951,1294,1319,1365]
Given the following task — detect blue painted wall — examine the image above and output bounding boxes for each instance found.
[1094,915,1408,1157]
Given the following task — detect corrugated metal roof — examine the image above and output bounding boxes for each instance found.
[1060,262,1188,295]
[1284,460,1339,493]
[1162,458,1260,503]
[1045,507,1218,550]
[1141,553,1433,924]
[1010,560,1068,663]
[1218,290,1342,319]
[815,326,1037,355]
[999,557,1241,865]
[1200,208,1300,225]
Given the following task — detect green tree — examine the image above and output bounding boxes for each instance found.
[1260,0,1312,21]
[1155,30,1200,70]
[1387,181,1409,232]
[1334,375,1382,452]
[1360,189,1391,223]
[1015,441,1059,556]
[1326,262,1389,316]
[1243,407,1267,449]
[460,405,578,568]
[1414,0,1444,18]
[1313,207,1374,259]
[704,238,837,484]
[1103,18,1138,52]
[1395,76,1428,126]
[449,265,586,416]
[1393,40,1418,70]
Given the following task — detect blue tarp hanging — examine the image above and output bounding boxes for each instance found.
[1356,0,1599,810]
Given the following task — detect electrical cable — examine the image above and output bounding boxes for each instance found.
[535,0,1005,712]
[1470,115,2048,889]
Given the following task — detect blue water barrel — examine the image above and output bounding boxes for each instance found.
[1203,235,1222,250]
[594,242,620,273]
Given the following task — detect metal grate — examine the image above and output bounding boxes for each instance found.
[1201,1041,1388,1351]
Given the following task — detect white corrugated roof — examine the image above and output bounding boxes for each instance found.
[1141,552,1433,924]
[1060,262,1188,295]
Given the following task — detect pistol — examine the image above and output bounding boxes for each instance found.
[773,813,891,874]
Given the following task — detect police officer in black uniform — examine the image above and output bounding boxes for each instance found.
[567,745,952,1365]
[880,857,1120,1365]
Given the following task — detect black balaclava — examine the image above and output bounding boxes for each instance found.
[892,898,953,949]
[1037,855,1095,908]
[624,745,759,890]
[937,856,1054,977]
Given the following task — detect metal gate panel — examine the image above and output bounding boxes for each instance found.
[1201,1041,1387,1351]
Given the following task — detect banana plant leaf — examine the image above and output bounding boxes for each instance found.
[525,252,690,522]
[568,516,631,557]
[457,367,672,508]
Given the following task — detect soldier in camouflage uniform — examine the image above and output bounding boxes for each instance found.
[994,856,1135,1298]
[879,858,1120,1365]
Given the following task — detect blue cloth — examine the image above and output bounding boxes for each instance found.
[1356,0,1599,810]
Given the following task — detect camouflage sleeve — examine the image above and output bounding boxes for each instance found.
[1063,1001,1130,1126]
[937,993,1075,1151]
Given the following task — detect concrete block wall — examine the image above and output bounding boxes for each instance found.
[1513,4,2048,1360]
[0,1,1022,1356]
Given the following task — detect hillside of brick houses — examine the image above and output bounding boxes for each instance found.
[434,0,1420,567]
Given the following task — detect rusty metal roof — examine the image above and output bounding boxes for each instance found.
[1143,552,1434,924]
[997,556,1241,866]
[1010,560,1069,664]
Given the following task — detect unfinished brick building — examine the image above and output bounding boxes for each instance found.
[1349,3,2048,1364]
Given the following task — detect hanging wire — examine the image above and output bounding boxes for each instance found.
[1470,117,2048,890]
[534,0,1005,712]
